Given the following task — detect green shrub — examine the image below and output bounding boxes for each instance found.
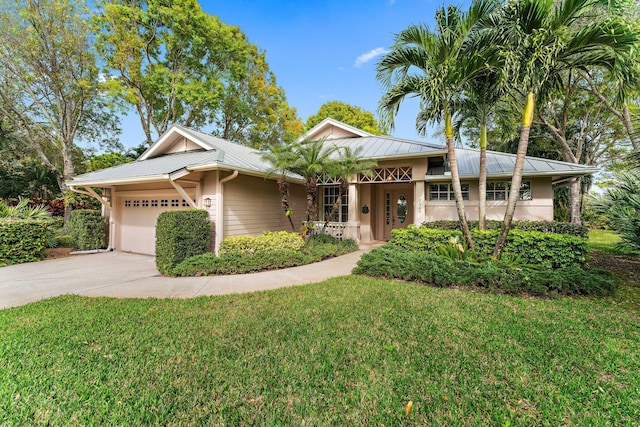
[353,247,618,296]
[390,226,588,269]
[66,210,105,251]
[220,231,305,255]
[172,236,359,277]
[422,220,588,238]
[55,235,74,248]
[0,219,49,266]
[155,209,211,275]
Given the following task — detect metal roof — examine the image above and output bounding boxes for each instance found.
[69,124,597,187]
[326,135,444,159]
[454,148,598,178]
[70,150,221,185]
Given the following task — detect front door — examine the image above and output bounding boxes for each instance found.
[383,187,413,240]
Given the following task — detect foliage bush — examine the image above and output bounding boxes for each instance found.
[353,247,618,296]
[422,220,589,238]
[55,235,74,248]
[219,231,305,255]
[155,209,211,275]
[390,226,588,268]
[66,210,106,251]
[172,235,358,277]
[0,219,49,266]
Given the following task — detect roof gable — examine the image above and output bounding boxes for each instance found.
[139,125,218,160]
[299,118,373,141]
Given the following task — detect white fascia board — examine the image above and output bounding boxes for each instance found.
[139,126,212,161]
[67,174,171,187]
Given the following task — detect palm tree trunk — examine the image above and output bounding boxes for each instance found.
[305,179,319,222]
[568,177,582,225]
[278,178,295,231]
[493,91,534,260]
[325,180,347,229]
[478,121,487,231]
[445,110,474,250]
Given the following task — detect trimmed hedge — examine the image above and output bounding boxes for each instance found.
[156,209,211,275]
[220,231,305,255]
[390,226,588,268]
[422,220,589,238]
[0,219,49,266]
[352,247,618,296]
[66,210,106,251]
[172,235,358,277]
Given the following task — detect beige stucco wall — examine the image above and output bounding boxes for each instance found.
[223,174,306,237]
[423,177,554,222]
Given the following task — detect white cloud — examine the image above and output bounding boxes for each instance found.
[389,0,397,4]
[354,47,389,68]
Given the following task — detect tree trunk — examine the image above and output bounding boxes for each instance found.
[445,110,473,250]
[305,179,318,222]
[568,177,582,225]
[278,178,295,231]
[324,180,347,229]
[493,92,534,260]
[478,122,487,231]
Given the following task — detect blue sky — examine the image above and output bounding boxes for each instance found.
[119,0,471,148]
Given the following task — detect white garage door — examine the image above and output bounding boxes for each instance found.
[119,195,194,255]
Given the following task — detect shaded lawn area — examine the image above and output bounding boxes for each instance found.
[1,277,639,426]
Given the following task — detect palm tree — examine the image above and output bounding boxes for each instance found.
[488,0,639,259]
[454,69,504,230]
[290,139,337,224]
[377,0,499,250]
[323,146,376,229]
[261,141,298,231]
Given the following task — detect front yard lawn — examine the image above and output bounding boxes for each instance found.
[2,276,639,425]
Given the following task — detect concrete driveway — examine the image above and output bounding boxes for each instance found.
[0,250,364,309]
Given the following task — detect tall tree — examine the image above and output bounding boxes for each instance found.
[0,0,119,215]
[214,48,303,148]
[261,141,299,231]
[96,0,299,147]
[305,101,388,135]
[377,0,499,250]
[487,0,639,259]
[290,139,337,223]
[455,68,504,230]
[536,71,629,223]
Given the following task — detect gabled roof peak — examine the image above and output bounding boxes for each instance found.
[298,117,374,142]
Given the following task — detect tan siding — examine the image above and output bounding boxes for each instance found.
[223,175,306,237]
[424,177,553,222]
[164,137,201,154]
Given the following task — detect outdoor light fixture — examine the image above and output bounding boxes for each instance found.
[361,204,369,214]
[203,197,212,208]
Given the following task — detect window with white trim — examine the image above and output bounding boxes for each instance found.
[124,200,131,207]
[171,199,179,207]
[429,183,470,201]
[487,181,532,200]
[142,200,149,207]
[133,200,140,207]
[151,200,158,207]
[322,186,348,222]
[161,199,168,207]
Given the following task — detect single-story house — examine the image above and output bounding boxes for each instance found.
[68,118,597,255]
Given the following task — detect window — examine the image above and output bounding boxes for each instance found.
[429,183,469,201]
[151,200,158,207]
[322,186,348,222]
[171,199,179,207]
[133,200,140,207]
[142,200,149,207]
[487,181,532,201]
[182,199,190,207]
[124,200,131,207]
[161,199,168,207]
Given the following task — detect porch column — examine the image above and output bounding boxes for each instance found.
[414,181,425,225]
[344,182,360,242]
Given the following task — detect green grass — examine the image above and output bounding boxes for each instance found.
[1,277,639,425]
[588,229,639,255]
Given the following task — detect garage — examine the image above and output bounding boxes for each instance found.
[117,192,195,255]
